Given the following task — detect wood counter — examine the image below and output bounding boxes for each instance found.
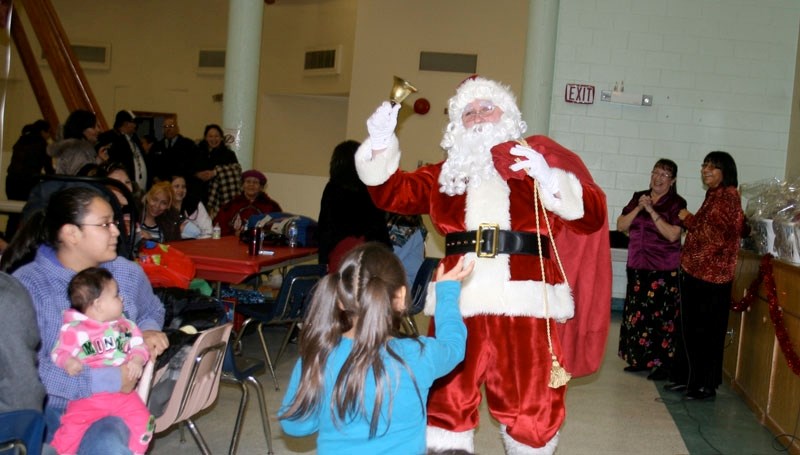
[726,250,800,454]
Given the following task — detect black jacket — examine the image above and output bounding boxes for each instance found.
[148,135,198,184]
[99,129,146,187]
[5,133,53,200]
[317,181,392,265]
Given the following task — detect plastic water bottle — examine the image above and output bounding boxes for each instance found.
[287,220,298,248]
[212,223,221,239]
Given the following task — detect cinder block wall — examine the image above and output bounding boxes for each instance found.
[549,0,799,222]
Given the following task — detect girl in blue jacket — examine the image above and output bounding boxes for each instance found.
[280,242,473,454]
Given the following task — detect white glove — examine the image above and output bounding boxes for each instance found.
[366,101,401,150]
[509,145,559,194]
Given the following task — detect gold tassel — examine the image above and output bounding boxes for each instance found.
[549,355,571,389]
[533,181,572,389]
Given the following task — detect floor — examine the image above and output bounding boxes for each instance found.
[149,312,792,454]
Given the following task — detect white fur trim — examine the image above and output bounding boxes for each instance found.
[427,426,475,453]
[354,135,401,186]
[464,173,511,230]
[501,425,559,455]
[538,169,583,221]
[424,171,574,319]
[424,275,573,320]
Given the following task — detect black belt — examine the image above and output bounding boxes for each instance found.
[445,224,550,258]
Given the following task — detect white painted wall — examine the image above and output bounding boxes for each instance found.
[347,0,529,173]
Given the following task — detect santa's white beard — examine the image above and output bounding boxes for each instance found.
[439,121,517,196]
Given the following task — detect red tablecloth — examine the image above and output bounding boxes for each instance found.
[168,236,317,284]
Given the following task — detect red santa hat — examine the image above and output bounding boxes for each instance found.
[446,76,523,127]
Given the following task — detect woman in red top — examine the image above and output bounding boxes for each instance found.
[665,151,745,400]
[213,169,282,236]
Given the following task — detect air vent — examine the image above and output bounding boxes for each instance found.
[419,51,477,74]
[303,45,341,76]
[40,43,111,70]
[197,49,226,74]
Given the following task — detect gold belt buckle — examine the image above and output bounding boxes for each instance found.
[476,223,499,258]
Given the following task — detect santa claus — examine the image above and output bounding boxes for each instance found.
[355,76,611,454]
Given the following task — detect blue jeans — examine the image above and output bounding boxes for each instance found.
[393,229,426,287]
[44,403,132,455]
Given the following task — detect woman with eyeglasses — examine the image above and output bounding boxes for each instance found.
[616,159,686,381]
[0,186,167,454]
[663,151,745,401]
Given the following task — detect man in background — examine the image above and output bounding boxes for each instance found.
[99,110,148,191]
[149,116,198,184]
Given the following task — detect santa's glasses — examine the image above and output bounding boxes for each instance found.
[462,102,496,121]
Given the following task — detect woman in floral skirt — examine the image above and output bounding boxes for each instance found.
[617,159,686,380]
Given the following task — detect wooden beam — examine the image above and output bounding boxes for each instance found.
[10,8,59,133]
[21,0,106,129]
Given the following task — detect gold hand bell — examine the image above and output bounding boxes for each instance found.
[389,76,418,106]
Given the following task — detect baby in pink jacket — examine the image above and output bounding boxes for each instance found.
[51,267,154,455]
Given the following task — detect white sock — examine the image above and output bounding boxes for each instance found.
[500,425,559,455]
[426,425,475,453]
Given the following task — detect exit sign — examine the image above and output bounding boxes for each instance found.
[564,83,595,104]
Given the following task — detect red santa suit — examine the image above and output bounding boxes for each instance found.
[356,78,611,454]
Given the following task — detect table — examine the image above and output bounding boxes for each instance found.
[168,235,318,284]
[168,235,318,337]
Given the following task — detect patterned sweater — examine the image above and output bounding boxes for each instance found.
[52,309,149,370]
[681,185,744,283]
[207,163,243,218]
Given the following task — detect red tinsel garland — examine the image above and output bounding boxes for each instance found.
[730,254,800,377]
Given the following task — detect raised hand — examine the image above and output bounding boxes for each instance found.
[366,101,401,150]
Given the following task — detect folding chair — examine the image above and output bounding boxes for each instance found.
[137,360,155,404]
[232,264,327,390]
[403,257,441,336]
[151,323,233,455]
[222,342,273,455]
[0,409,45,455]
